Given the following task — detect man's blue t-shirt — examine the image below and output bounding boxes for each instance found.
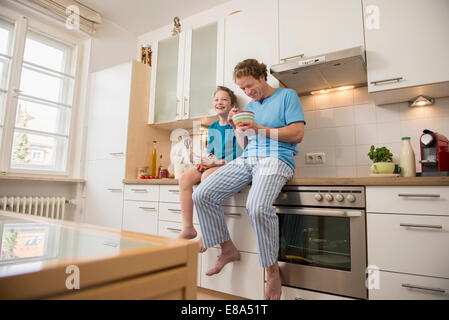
[207,121,242,163]
[242,88,305,170]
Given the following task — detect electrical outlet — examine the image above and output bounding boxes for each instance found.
[315,152,326,164]
[305,153,315,164]
[305,152,326,164]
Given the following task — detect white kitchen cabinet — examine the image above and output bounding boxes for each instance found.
[124,185,159,202]
[84,61,149,229]
[201,248,264,300]
[366,186,449,300]
[368,270,449,300]
[149,20,224,124]
[122,200,158,235]
[366,186,449,216]
[367,213,449,279]
[363,0,449,105]
[224,0,279,106]
[279,0,364,60]
[86,62,133,161]
[84,159,124,230]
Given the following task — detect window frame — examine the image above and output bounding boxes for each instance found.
[0,6,89,177]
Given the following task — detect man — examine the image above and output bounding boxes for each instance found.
[192,59,305,300]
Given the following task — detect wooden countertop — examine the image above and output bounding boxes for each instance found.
[124,176,449,186]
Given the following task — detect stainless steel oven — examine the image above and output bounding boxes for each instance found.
[274,186,367,299]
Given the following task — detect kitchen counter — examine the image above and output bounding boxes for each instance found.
[123,176,449,186]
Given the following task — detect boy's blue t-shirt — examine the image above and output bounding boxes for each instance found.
[207,121,242,163]
[242,88,305,170]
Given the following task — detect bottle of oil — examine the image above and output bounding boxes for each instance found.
[150,140,157,177]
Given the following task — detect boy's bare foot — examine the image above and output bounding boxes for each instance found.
[265,262,282,300]
[178,227,197,240]
[198,237,207,253]
[206,243,240,276]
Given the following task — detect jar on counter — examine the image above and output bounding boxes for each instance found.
[399,137,416,177]
[137,166,149,179]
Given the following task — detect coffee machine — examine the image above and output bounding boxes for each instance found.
[418,129,449,176]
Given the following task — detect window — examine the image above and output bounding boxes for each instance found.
[0,15,78,174]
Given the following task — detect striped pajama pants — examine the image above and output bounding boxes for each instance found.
[192,156,294,268]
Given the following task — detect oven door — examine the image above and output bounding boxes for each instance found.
[276,206,367,299]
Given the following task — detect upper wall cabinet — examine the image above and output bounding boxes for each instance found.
[148,20,224,124]
[279,0,365,61]
[224,0,278,106]
[364,0,449,105]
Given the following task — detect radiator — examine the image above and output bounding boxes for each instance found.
[0,196,73,220]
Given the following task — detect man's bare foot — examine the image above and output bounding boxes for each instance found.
[265,262,282,300]
[178,227,197,240]
[206,243,240,276]
[198,237,207,253]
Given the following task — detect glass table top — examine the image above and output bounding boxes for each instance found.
[0,213,156,277]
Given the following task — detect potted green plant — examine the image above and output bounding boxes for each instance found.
[368,145,398,174]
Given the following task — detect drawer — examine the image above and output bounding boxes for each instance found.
[368,270,449,300]
[158,220,200,241]
[122,200,158,235]
[366,186,449,215]
[159,202,199,224]
[159,185,180,203]
[281,286,354,300]
[219,206,258,253]
[200,248,264,300]
[157,220,201,287]
[223,186,250,207]
[124,185,159,201]
[367,213,449,278]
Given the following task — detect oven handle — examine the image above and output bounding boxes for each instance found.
[275,207,363,217]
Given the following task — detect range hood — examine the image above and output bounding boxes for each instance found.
[270,46,367,96]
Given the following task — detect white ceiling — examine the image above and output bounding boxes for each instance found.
[78,0,232,35]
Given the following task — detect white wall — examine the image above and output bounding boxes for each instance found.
[295,88,449,178]
[89,18,137,73]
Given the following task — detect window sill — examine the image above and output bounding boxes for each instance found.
[0,174,85,183]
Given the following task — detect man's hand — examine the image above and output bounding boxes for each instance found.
[227,107,239,128]
[238,120,261,136]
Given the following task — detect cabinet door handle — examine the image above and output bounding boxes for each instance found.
[168,208,182,213]
[139,206,156,211]
[107,188,122,192]
[281,53,305,62]
[168,189,179,193]
[398,193,440,198]
[370,77,403,85]
[224,213,241,217]
[183,97,188,117]
[167,227,182,232]
[109,152,124,156]
[131,189,148,192]
[401,283,446,294]
[400,223,443,229]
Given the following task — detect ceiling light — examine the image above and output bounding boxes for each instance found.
[409,95,435,107]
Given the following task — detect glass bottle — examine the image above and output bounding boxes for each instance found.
[150,141,157,177]
[399,137,416,177]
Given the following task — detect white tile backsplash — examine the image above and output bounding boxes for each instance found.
[296,88,449,178]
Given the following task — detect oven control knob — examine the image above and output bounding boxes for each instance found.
[347,194,356,203]
[325,193,333,201]
[314,193,323,201]
[336,194,344,202]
